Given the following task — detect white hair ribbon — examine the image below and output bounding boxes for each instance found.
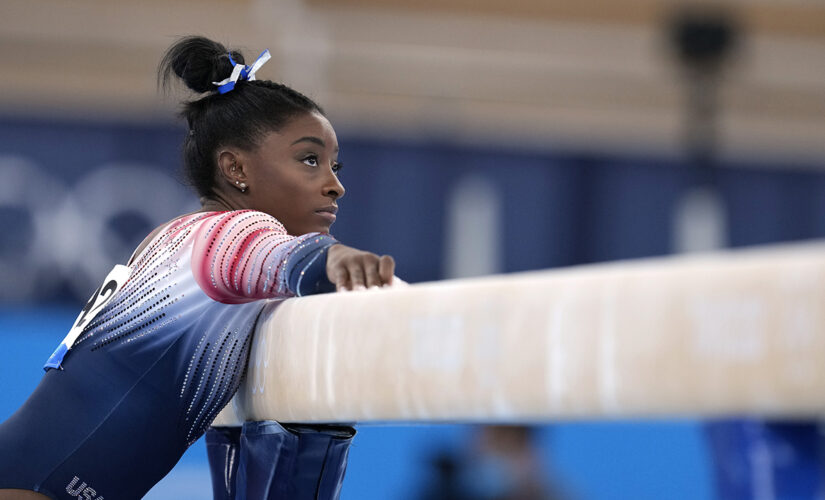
[241,50,271,81]
[212,49,271,94]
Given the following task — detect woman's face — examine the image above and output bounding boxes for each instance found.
[240,112,345,235]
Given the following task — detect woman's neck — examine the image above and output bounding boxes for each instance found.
[200,192,240,212]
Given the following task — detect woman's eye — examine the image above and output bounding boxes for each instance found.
[332,162,344,175]
[302,155,319,167]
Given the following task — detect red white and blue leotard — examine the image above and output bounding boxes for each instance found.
[0,210,337,500]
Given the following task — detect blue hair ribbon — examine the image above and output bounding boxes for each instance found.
[213,49,272,94]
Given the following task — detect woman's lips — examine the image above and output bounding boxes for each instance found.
[315,207,337,223]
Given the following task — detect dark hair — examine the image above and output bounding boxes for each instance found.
[158,36,325,197]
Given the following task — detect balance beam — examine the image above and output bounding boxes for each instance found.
[214,241,825,425]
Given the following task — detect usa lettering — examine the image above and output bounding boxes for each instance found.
[66,476,104,500]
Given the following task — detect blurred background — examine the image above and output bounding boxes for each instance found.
[1,0,823,498]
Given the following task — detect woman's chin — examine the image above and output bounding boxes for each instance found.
[290,223,333,236]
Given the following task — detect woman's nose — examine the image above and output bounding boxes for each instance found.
[324,170,345,200]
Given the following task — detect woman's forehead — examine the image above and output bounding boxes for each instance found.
[267,113,338,150]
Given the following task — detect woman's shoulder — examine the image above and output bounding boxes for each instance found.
[202,209,288,233]
[128,210,290,266]
[127,210,223,265]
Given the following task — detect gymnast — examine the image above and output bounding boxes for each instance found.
[0,35,394,500]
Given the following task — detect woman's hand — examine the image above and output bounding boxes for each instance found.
[326,244,395,291]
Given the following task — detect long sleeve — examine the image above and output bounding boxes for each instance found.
[191,210,337,304]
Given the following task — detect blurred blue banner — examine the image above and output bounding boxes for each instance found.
[1,116,824,304]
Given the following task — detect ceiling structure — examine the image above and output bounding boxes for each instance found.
[1,0,823,165]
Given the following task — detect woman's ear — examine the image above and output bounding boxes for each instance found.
[217,150,247,190]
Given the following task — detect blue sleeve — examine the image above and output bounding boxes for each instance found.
[285,235,338,296]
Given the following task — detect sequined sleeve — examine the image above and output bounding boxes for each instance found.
[191,210,337,304]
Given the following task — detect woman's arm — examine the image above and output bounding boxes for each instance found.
[191,210,395,303]
[192,210,337,303]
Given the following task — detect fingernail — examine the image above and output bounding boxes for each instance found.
[354,285,366,291]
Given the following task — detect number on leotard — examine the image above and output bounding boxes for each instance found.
[44,264,131,371]
[75,284,102,329]
[74,278,119,330]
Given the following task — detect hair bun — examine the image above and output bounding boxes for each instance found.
[159,36,246,94]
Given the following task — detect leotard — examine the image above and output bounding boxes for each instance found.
[0,210,336,500]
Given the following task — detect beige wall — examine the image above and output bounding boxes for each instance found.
[2,0,824,164]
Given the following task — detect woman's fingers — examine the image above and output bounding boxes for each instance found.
[348,264,367,290]
[364,262,382,288]
[378,255,395,286]
[362,255,394,288]
[332,266,350,292]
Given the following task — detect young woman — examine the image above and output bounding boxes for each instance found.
[0,36,394,500]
